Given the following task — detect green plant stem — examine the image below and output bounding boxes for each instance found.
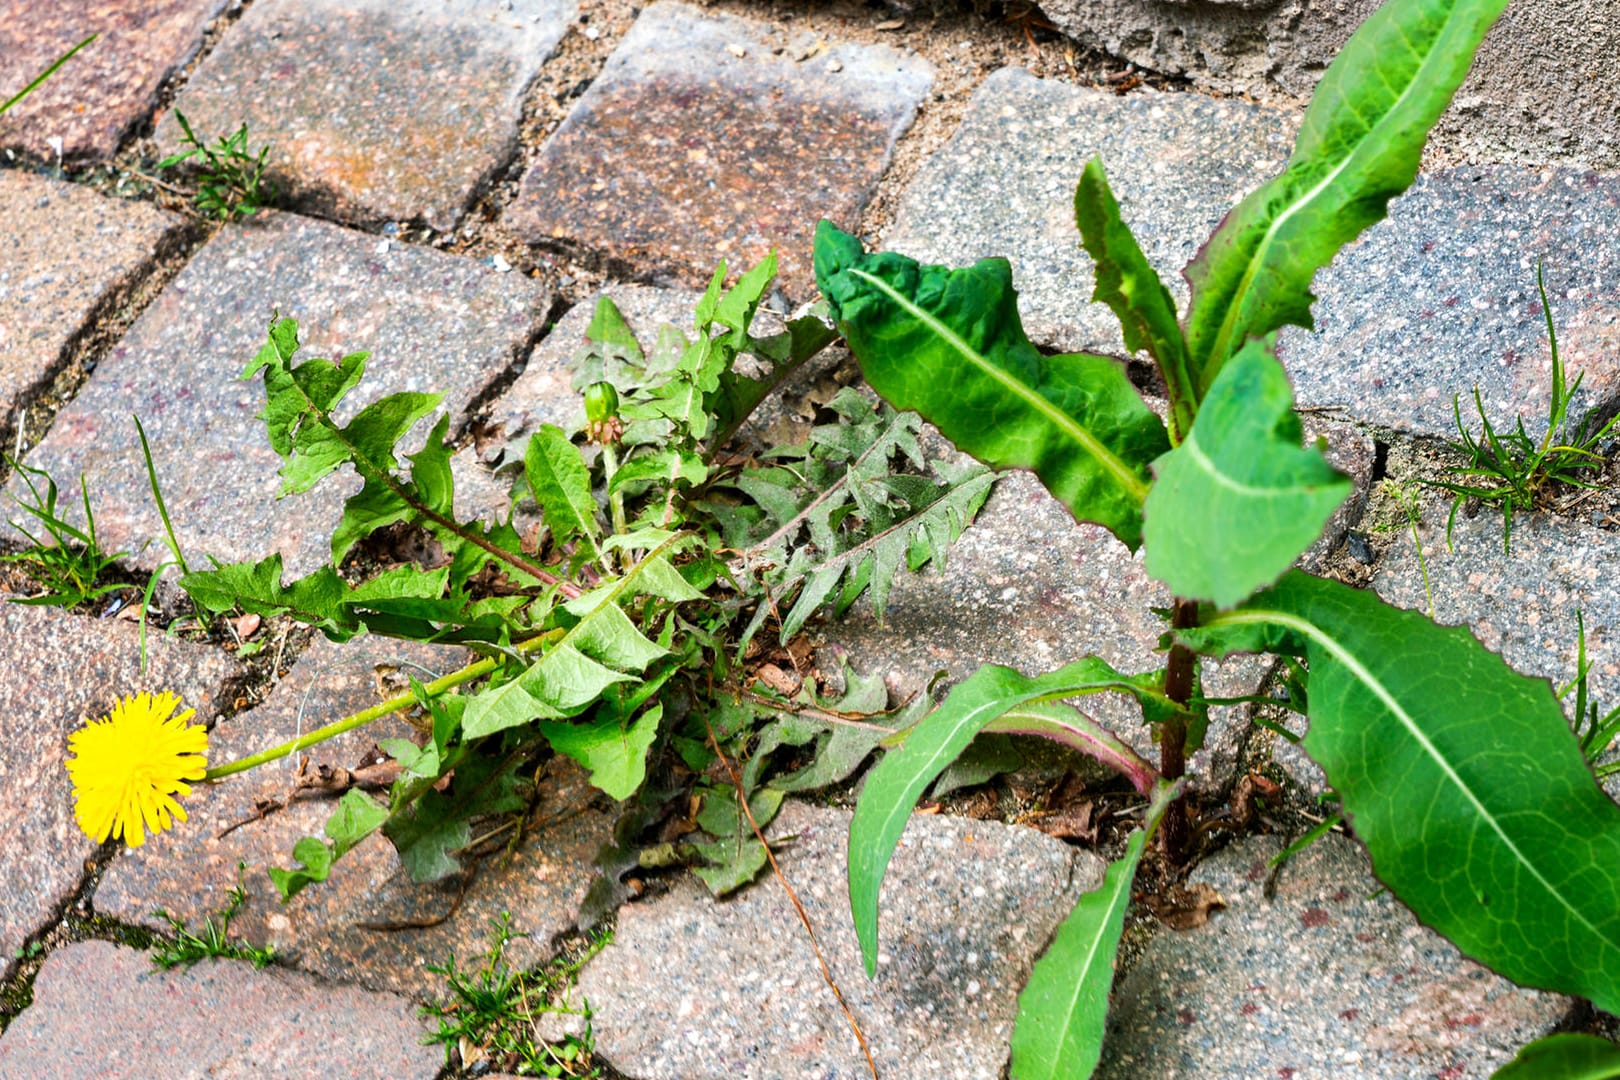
[202,629,562,780]
[0,34,95,117]
[1159,597,1199,863]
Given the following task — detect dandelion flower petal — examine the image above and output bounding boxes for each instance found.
[65,691,208,847]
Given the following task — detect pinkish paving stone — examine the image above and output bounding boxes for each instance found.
[508,1,933,299]
[158,0,574,230]
[0,171,183,436]
[0,940,439,1078]
[1097,834,1564,1078]
[94,636,615,999]
[0,0,225,160]
[0,603,243,983]
[6,211,548,577]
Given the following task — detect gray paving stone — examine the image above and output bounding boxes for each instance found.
[0,0,225,161]
[7,211,548,578]
[507,1,933,299]
[880,67,1298,357]
[94,635,614,999]
[0,171,183,437]
[1281,166,1620,440]
[0,939,439,1078]
[0,603,243,982]
[1097,833,1565,1079]
[157,0,574,230]
[575,800,1104,1080]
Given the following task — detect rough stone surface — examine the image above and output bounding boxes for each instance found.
[831,470,1268,792]
[158,0,574,230]
[0,0,225,160]
[880,68,1298,357]
[0,170,183,435]
[0,940,439,1078]
[1097,833,1566,1078]
[7,211,548,577]
[577,800,1104,1079]
[508,1,933,299]
[1036,0,1620,170]
[1281,166,1620,441]
[94,635,614,998]
[0,604,243,982]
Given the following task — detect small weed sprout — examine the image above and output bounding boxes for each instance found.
[1,457,128,608]
[1436,262,1618,554]
[422,914,607,1078]
[157,110,278,221]
[1561,611,1620,777]
[148,863,276,970]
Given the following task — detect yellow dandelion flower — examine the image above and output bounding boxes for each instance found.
[65,691,208,847]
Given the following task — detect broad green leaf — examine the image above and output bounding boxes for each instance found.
[1010,780,1181,1080]
[267,836,333,900]
[178,555,353,637]
[1183,0,1512,389]
[584,294,644,364]
[847,657,1168,974]
[1074,156,1194,440]
[524,424,600,553]
[539,704,662,800]
[1210,571,1620,1012]
[326,788,388,858]
[384,789,470,883]
[332,476,410,564]
[691,783,787,896]
[1143,340,1350,607]
[1492,1035,1620,1080]
[813,221,1169,550]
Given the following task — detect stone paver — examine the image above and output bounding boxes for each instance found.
[0,0,224,161]
[6,211,548,577]
[1097,833,1566,1079]
[157,0,574,230]
[0,940,438,1078]
[1282,166,1620,440]
[0,171,183,437]
[507,1,933,299]
[576,800,1104,1080]
[0,603,243,982]
[880,67,1298,357]
[94,635,614,999]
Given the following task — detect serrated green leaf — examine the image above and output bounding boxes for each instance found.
[1074,156,1194,440]
[585,294,644,364]
[383,789,470,883]
[1143,340,1350,608]
[569,600,668,672]
[267,835,333,901]
[692,784,787,896]
[327,788,388,857]
[814,222,1168,549]
[539,704,662,800]
[408,414,456,516]
[331,476,411,565]
[1183,0,1512,389]
[524,424,600,553]
[930,734,1025,798]
[847,657,1167,975]
[1211,571,1620,1012]
[1491,1035,1620,1080]
[714,252,777,337]
[178,555,353,637]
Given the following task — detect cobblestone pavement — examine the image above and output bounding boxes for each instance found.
[0,1,1615,1077]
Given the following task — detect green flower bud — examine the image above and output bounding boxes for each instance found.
[584,381,620,426]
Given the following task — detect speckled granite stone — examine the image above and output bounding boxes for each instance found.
[0,604,243,982]
[0,0,226,160]
[879,67,1298,357]
[1281,166,1620,440]
[7,211,548,577]
[94,636,614,999]
[1098,834,1565,1079]
[0,940,439,1078]
[157,0,574,230]
[508,1,933,298]
[0,170,183,435]
[576,801,1104,1079]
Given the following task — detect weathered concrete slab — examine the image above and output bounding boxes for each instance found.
[1036,0,1620,171]
[1282,167,1620,440]
[1097,833,1565,1078]
[0,171,183,437]
[7,211,548,578]
[0,0,225,161]
[880,67,1297,357]
[576,801,1104,1079]
[94,635,614,999]
[508,1,933,298]
[0,604,243,982]
[158,0,574,230]
[0,940,439,1078]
